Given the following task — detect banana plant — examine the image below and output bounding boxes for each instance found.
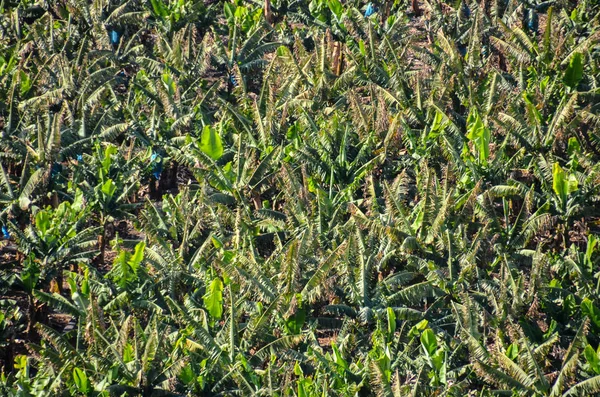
[8,199,99,291]
[77,143,140,265]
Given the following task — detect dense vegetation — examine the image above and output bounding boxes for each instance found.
[1,0,600,395]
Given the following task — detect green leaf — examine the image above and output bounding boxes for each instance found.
[211,235,224,249]
[21,259,39,293]
[14,355,28,371]
[294,361,303,376]
[586,235,598,269]
[431,351,444,372]
[150,0,169,17]
[523,93,542,126]
[73,367,90,394]
[409,319,429,338]
[162,71,176,96]
[72,188,84,212]
[582,298,600,329]
[327,0,343,20]
[585,345,600,374]
[568,137,581,157]
[358,39,366,57]
[563,52,584,90]
[35,210,50,236]
[112,251,132,289]
[429,110,447,138]
[223,2,235,22]
[552,162,566,203]
[204,277,224,319]
[179,364,195,385]
[142,325,158,373]
[552,162,577,204]
[331,343,348,370]
[298,378,309,397]
[128,242,145,274]
[107,244,145,290]
[199,125,224,161]
[123,343,134,363]
[101,179,117,200]
[420,329,438,356]
[101,145,118,175]
[276,45,291,57]
[568,174,578,194]
[19,71,31,96]
[466,108,490,164]
[410,202,424,233]
[387,307,396,336]
[284,308,306,335]
[506,342,519,361]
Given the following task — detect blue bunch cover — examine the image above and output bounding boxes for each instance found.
[51,162,62,177]
[462,3,471,18]
[110,30,120,45]
[151,153,163,179]
[365,3,375,17]
[527,10,538,33]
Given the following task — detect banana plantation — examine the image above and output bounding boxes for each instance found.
[1,0,600,395]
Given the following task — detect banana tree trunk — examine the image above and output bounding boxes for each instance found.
[99,220,108,266]
[26,293,36,337]
[149,177,156,200]
[412,0,422,16]
[332,41,343,76]
[51,191,59,208]
[498,51,507,72]
[264,0,272,23]
[251,191,262,211]
[383,1,391,21]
